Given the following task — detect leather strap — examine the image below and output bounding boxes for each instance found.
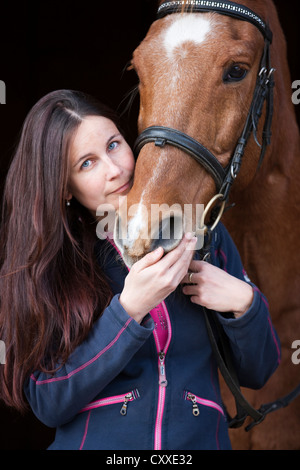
[203,307,264,428]
[134,126,226,192]
[204,306,300,431]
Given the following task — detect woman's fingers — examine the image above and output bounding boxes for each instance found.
[182,284,198,295]
[159,233,197,270]
[132,233,196,274]
[133,246,164,272]
[181,260,204,284]
[181,261,254,316]
[181,271,197,285]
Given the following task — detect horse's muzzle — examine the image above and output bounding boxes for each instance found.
[113,213,184,267]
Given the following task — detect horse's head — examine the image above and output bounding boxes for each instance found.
[115,1,274,266]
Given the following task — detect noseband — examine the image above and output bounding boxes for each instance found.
[134,0,275,207]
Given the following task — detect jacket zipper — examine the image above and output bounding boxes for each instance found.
[185,391,225,417]
[80,390,138,415]
[152,301,171,450]
[119,392,135,416]
[187,393,200,416]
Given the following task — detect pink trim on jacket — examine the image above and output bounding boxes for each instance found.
[153,301,172,450]
[79,411,91,450]
[30,318,133,385]
[79,390,138,413]
[150,304,168,352]
[215,248,228,272]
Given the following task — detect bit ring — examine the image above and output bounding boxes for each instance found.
[199,193,226,233]
[188,272,194,283]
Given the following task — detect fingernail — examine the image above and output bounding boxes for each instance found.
[186,238,197,250]
[185,232,193,240]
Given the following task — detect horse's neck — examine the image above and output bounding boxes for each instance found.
[223,104,300,301]
[226,113,300,231]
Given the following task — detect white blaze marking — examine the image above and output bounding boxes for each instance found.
[127,149,169,244]
[127,16,212,245]
[164,14,211,56]
[127,199,145,245]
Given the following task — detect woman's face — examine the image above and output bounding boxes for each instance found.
[68,116,135,214]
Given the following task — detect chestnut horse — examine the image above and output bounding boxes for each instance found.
[114,0,300,449]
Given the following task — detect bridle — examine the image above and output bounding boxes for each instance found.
[134,0,275,229]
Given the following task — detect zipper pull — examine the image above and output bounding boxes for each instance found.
[159,352,168,387]
[187,393,200,417]
[120,393,132,416]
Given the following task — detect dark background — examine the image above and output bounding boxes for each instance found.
[0,0,299,450]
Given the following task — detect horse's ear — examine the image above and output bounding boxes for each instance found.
[127,62,134,71]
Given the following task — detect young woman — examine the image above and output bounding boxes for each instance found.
[0,90,280,450]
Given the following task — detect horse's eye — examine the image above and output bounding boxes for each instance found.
[223,65,247,82]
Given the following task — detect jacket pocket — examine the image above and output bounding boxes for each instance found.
[184,390,225,417]
[80,389,140,416]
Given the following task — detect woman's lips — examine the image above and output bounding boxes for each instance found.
[111,179,132,195]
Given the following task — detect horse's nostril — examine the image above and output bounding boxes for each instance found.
[150,215,183,253]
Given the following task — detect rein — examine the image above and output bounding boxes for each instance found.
[133,0,300,431]
[134,0,275,228]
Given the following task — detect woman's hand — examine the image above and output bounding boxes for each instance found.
[181,260,253,318]
[119,233,197,323]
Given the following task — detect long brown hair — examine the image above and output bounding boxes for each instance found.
[0,90,119,411]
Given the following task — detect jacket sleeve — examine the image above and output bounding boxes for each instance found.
[24,295,154,428]
[212,224,281,389]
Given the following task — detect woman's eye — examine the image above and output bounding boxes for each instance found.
[108,141,118,152]
[223,65,248,83]
[81,159,93,170]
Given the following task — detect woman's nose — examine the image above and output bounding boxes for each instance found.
[105,159,122,180]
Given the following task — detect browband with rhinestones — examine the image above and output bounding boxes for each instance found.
[157,0,272,43]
